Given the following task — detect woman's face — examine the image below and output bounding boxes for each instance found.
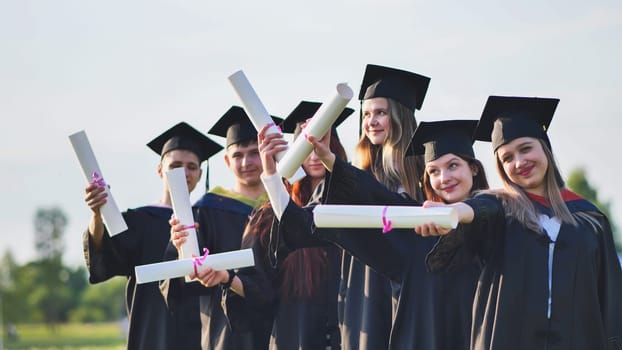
[496,136,549,196]
[302,149,326,181]
[425,153,476,203]
[361,97,391,145]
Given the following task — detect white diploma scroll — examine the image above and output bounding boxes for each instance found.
[228,70,283,146]
[228,70,307,182]
[276,83,353,179]
[134,249,255,284]
[313,205,459,230]
[69,130,128,236]
[165,167,200,259]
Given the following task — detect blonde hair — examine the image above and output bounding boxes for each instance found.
[353,98,424,201]
[490,139,578,233]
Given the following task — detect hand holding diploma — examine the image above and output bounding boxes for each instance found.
[228,70,286,158]
[414,200,475,237]
[134,248,255,284]
[313,204,459,233]
[227,70,307,182]
[165,167,201,259]
[258,124,290,177]
[69,130,128,236]
[275,83,353,179]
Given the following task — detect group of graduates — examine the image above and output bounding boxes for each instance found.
[81,63,622,350]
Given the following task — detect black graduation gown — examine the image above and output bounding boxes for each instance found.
[161,192,262,350]
[83,205,201,350]
[269,245,341,350]
[316,157,480,350]
[234,206,341,350]
[427,192,622,350]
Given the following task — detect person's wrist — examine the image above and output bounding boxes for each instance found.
[220,269,236,290]
[322,153,336,171]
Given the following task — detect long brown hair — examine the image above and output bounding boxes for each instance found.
[354,98,425,201]
[279,132,348,301]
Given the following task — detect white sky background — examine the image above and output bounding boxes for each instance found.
[1,0,621,267]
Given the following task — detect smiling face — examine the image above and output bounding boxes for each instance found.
[302,149,326,186]
[224,141,263,187]
[496,136,549,196]
[361,97,392,145]
[159,149,202,192]
[425,153,476,203]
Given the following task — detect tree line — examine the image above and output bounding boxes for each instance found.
[1,207,125,328]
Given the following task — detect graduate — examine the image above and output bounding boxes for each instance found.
[82,122,222,350]
[302,119,489,349]
[164,106,278,350]
[326,64,430,349]
[250,101,353,349]
[417,96,622,349]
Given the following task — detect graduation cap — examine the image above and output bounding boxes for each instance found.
[474,95,559,151]
[359,64,431,111]
[407,120,478,163]
[280,100,355,135]
[147,121,223,162]
[209,106,282,147]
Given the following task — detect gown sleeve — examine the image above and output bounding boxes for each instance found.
[323,157,407,205]
[82,211,138,283]
[592,213,622,348]
[312,157,418,282]
[426,193,503,273]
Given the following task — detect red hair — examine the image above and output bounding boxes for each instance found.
[279,133,348,301]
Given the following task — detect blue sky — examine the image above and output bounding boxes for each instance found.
[1,0,621,266]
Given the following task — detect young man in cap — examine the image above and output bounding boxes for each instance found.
[163,106,281,350]
[82,122,222,350]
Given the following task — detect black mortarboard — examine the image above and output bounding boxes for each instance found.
[280,101,355,134]
[474,95,559,151]
[359,64,431,111]
[209,106,283,147]
[407,120,478,162]
[147,121,223,162]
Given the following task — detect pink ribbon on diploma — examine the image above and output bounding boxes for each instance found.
[170,214,195,231]
[193,248,210,276]
[382,206,392,234]
[90,172,106,187]
[266,122,282,134]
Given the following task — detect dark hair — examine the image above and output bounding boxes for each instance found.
[422,154,489,203]
[226,138,258,150]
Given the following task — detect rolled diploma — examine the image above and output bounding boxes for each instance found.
[69,130,128,236]
[135,249,255,284]
[228,70,306,182]
[228,70,283,154]
[276,83,353,179]
[165,167,200,259]
[313,205,458,229]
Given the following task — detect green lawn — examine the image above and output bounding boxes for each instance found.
[2,322,126,350]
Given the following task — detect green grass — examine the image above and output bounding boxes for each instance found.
[2,322,126,350]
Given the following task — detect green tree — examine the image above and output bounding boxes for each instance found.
[32,207,72,328]
[4,261,39,323]
[34,207,67,261]
[566,168,621,251]
[0,251,19,324]
[69,277,126,323]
